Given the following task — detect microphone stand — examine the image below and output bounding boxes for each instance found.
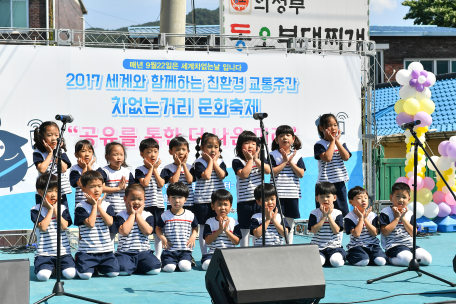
[257,117,289,246]
[33,121,110,304]
[367,127,455,287]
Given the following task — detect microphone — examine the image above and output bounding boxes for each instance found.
[400,120,421,130]
[253,113,268,120]
[55,115,74,123]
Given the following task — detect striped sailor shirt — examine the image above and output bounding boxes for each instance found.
[379,206,414,251]
[33,149,72,195]
[156,209,198,251]
[192,157,228,204]
[269,150,306,198]
[160,163,194,206]
[115,210,154,252]
[69,163,99,209]
[314,139,351,184]
[203,217,242,254]
[250,212,290,246]
[135,165,165,208]
[232,157,269,202]
[308,208,344,250]
[344,211,380,250]
[97,166,135,214]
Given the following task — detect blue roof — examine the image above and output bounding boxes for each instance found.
[128,25,220,37]
[370,25,456,37]
[374,76,456,136]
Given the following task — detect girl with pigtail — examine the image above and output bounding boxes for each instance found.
[191,132,229,255]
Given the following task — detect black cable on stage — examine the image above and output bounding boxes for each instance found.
[322,289,456,304]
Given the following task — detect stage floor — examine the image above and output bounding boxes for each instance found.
[2,233,456,304]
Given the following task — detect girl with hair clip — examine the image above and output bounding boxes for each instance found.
[191,132,229,255]
[270,125,306,244]
[314,114,352,217]
[69,140,97,208]
[232,131,270,247]
[32,121,72,208]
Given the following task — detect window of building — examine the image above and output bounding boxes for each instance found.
[405,59,456,75]
[0,0,28,28]
[371,50,384,84]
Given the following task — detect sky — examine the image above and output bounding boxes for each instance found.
[82,0,415,30]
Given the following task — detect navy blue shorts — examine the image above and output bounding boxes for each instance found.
[315,182,349,217]
[144,206,165,228]
[34,254,75,274]
[237,200,259,229]
[279,198,300,219]
[201,253,213,264]
[386,245,420,258]
[115,250,161,275]
[347,245,387,265]
[320,247,347,266]
[75,251,120,274]
[167,205,195,214]
[35,193,69,209]
[161,250,192,266]
[193,203,216,225]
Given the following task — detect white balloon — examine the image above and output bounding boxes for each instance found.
[448,179,456,187]
[416,88,432,100]
[423,202,439,218]
[448,157,456,162]
[408,62,424,71]
[396,69,412,85]
[437,156,452,171]
[427,72,436,87]
[406,152,413,160]
[407,171,413,178]
[442,186,450,194]
[427,156,439,171]
[408,202,424,219]
[419,159,426,167]
[419,136,426,142]
[418,75,427,84]
[450,136,456,143]
[400,85,417,100]
[405,129,411,137]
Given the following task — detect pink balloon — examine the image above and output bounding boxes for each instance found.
[451,204,456,215]
[396,177,409,184]
[438,141,450,157]
[438,202,452,217]
[445,192,456,206]
[446,142,456,159]
[396,112,414,127]
[433,191,446,203]
[408,176,424,190]
[423,177,435,190]
[414,112,432,128]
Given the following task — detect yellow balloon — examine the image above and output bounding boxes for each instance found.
[444,168,453,175]
[407,143,412,151]
[417,188,432,204]
[416,126,428,133]
[418,147,425,154]
[421,167,427,173]
[405,165,413,173]
[418,172,425,178]
[404,98,421,115]
[437,180,446,189]
[419,99,436,115]
[395,99,405,114]
[452,186,456,192]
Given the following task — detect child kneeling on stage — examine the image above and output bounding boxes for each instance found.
[250,184,290,246]
[202,189,242,271]
[115,183,161,275]
[379,182,432,266]
[155,182,198,272]
[345,186,387,266]
[74,171,120,279]
[309,182,346,267]
[32,173,76,281]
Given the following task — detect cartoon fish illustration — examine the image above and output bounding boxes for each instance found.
[0,129,28,191]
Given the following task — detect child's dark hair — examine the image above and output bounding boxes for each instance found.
[75,140,95,157]
[167,182,190,198]
[105,142,128,167]
[33,121,67,152]
[211,189,233,205]
[391,182,410,195]
[271,125,302,151]
[254,184,276,201]
[195,132,223,158]
[80,170,104,187]
[318,114,338,139]
[36,173,58,192]
[235,131,259,160]
[169,136,189,151]
[348,186,367,200]
[315,182,337,196]
[140,138,160,152]
[125,183,145,197]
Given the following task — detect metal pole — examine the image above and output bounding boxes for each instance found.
[46,0,49,43]
[260,129,266,246]
[160,0,186,50]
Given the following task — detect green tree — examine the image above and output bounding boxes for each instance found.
[402,0,456,28]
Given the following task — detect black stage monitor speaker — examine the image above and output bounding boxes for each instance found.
[205,244,325,304]
[0,259,30,304]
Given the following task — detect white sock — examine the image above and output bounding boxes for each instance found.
[202,259,211,271]
[153,233,162,260]
[163,264,176,272]
[62,267,76,279]
[320,255,326,266]
[36,269,52,281]
[77,272,92,280]
[240,229,250,247]
[105,272,119,277]
[285,217,295,244]
[374,257,386,266]
[146,268,161,275]
[416,248,432,266]
[330,253,345,267]
[119,271,130,276]
[199,225,207,254]
[389,250,413,266]
[178,260,192,272]
[354,259,369,266]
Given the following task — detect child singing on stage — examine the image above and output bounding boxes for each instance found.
[69,140,97,208]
